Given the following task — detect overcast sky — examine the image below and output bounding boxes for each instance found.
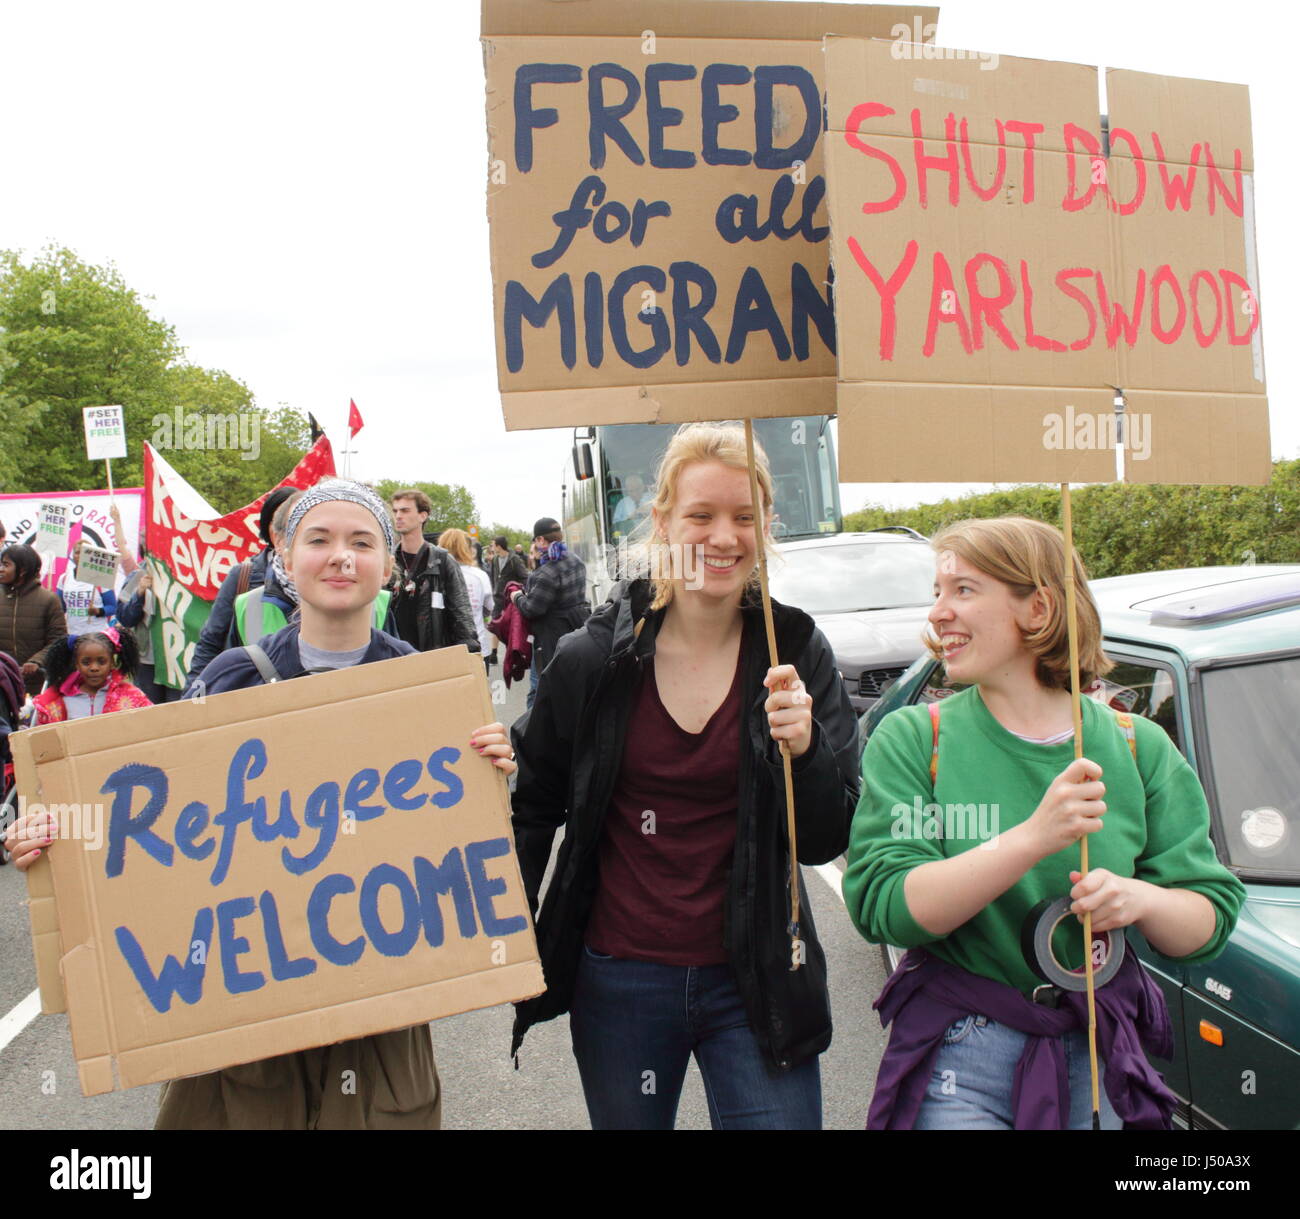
[3,0,1292,528]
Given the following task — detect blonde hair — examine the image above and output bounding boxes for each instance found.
[641,422,777,612]
[439,527,475,565]
[926,516,1113,692]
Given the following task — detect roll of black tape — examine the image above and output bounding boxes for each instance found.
[1021,897,1125,992]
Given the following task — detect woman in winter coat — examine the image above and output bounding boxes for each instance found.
[5,480,516,1130]
[0,545,68,696]
[510,423,861,1130]
[844,517,1244,1129]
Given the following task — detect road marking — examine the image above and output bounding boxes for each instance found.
[0,989,41,1055]
[813,861,845,906]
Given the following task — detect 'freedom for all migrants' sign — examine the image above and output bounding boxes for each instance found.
[12,646,543,1096]
[822,37,1270,484]
[482,0,937,429]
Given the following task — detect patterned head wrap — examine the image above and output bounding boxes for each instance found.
[283,479,397,554]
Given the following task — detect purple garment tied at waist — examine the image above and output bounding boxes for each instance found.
[867,948,1176,1130]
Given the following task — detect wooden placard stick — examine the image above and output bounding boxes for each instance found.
[1061,481,1102,1129]
[744,420,802,969]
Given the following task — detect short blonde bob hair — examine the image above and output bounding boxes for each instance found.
[643,422,777,612]
[925,516,1113,692]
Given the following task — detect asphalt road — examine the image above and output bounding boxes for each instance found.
[0,670,888,1131]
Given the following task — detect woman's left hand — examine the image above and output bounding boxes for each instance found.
[1068,868,1150,933]
[470,722,517,776]
[764,664,813,759]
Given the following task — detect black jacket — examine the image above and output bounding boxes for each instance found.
[185,549,269,691]
[509,580,861,1069]
[489,551,529,605]
[389,542,480,654]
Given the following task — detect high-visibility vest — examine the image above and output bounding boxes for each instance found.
[235,586,391,644]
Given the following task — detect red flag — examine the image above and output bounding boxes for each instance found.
[348,399,364,437]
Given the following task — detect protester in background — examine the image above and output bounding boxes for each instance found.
[844,517,1245,1130]
[487,536,528,668]
[439,528,493,670]
[509,424,860,1129]
[388,490,479,654]
[31,628,151,724]
[0,545,68,697]
[612,472,654,530]
[226,491,304,648]
[114,567,166,704]
[184,485,299,690]
[58,540,116,636]
[511,518,590,711]
[4,479,517,1129]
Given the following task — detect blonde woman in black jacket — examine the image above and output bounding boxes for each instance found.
[510,423,860,1130]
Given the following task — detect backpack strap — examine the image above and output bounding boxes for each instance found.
[242,644,280,685]
[236,560,252,598]
[929,701,941,786]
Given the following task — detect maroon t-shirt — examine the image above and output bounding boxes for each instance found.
[585,652,744,966]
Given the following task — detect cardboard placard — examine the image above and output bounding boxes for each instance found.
[73,545,119,591]
[823,37,1270,485]
[481,0,937,429]
[33,502,70,557]
[82,405,127,462]
[11,647,543,1097]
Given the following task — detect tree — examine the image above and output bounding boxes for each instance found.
[0,246,181,492]
[0,246,318,512]
[371,479,479,534]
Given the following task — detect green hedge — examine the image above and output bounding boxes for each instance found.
[843,460,1300,579]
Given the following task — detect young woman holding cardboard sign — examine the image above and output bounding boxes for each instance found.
[510,423,860,1130]
[843,517,1244,1129]
[5,479,515,1130]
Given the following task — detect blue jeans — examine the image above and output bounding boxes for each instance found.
[914,1013,1122,1129]
[526,649,540,710]
[569,945,822,1130]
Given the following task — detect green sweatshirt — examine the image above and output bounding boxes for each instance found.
[844,687,1245,994]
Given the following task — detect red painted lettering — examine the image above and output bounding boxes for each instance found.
[910,108,960,208]
[1152,133,1202,212]
[1106,128,1147,215]
[1204,144,1245,217]
[1021,261,1067,352]
[1149,264,1187,344]
[923,252,973,357]
[845,237,919,360]
[1189,269,1223,347]
[959,117,1006,202]
[844,103,906,214]
[1095,269,1147,347]
[964,253,1019,351]
[1003,120,1044,203]
[1220,270,1261,344]
[1054,269,1098,351]
[1062,123,1105,212]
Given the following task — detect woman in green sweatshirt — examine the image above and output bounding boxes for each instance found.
[843,517,1244,1129]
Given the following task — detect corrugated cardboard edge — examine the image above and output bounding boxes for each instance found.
[503,377,838,429]
[481,0,939,41]
[1120,392,1271,486]
[838,385,1119,483]
[99,961,546,1096]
